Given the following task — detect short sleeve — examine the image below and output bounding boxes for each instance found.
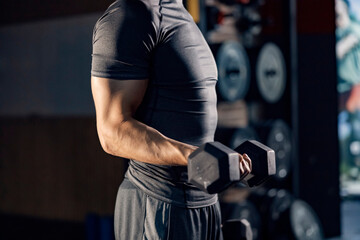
[91,2,157,80]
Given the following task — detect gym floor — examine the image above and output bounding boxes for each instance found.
[327,200,360,240]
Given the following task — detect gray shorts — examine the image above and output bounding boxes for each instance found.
[114,178,223,240]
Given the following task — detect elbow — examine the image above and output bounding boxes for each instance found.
[96,122,118,156]
[98,130,113,155]
[96,116,132,158]
[99,135,113,155]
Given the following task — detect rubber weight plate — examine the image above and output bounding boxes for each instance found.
[270,196,324,240]
[254,120,292,181]
[217,41,251,102]
[267,189,294,238]
[229,127,259,149]
[290,200,324,240]
[266,120,292,180]
[256,42,286,103]
[250,189,324,240]
[249,188,293,240]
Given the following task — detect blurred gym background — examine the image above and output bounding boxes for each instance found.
[0,0,359,239]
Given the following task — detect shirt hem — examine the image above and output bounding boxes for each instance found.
[126,171,218,209]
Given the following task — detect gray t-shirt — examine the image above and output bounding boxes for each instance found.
[91,0,218,207]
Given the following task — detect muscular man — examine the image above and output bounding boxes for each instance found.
[91,0,251,239]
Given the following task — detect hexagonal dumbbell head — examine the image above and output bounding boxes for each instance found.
[188,142,240,194]
[235,140,276,187]
[222,219,253,240]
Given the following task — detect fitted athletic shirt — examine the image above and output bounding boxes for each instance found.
[91,0,218,207]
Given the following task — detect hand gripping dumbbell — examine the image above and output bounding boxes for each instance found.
[187,140,276,194]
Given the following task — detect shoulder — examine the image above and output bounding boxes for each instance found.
[94,0,154,32]
[93,0,158,46]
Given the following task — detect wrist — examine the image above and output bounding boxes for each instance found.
[178,143,198,166]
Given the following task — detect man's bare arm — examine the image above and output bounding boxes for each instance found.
[91,76,197,166]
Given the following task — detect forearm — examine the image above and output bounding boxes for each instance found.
[97,117,197,166]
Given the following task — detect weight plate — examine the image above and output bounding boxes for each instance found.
[217,41,251,102]
[229,127,258,149]
[256,43,286,103]
[248,188,293,239]
[266,120,292,180]
[290,200,324,240]
[268,189,293,223]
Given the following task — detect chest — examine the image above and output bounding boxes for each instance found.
[149,9,217,84]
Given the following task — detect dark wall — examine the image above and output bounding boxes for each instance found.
[0,117,126,221]
[0,0,127,225]
[294,0,341,237]
[0,0,113,25]
[0,14,99,116]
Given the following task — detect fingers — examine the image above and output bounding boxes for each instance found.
[243,153,252,172]
[239,153,252,180]
[239,154,245,174]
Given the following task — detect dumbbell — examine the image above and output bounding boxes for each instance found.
[222,219,253,240]
[220,200,262,240]
[187,140,276,194]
